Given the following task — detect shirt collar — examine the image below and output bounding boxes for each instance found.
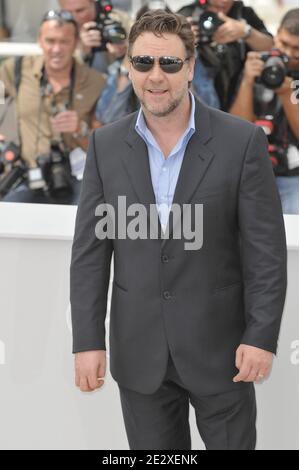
[135,91,196,146]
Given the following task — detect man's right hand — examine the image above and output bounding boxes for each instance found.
[243,51,264,86]
[75,350,106,392]
[80,21,102,55]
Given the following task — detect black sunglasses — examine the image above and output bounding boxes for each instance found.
[41,9,77,28]
[129,55,190,73]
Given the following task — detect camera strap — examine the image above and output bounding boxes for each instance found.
[42,61,76,110]
[34,62,76,159]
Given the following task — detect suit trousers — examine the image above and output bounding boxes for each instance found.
[118,352,257,450]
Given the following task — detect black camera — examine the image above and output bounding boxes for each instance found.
[258,50,289,89]
[198,11,224,44]
[36,141,73,197]
[191,0,224,45]
[91,0,127,53]
[0,141,27,198]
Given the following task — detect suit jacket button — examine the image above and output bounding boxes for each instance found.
[161,254,169,263]
[163,291,171,300]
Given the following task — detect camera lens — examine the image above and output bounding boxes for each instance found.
[261,56,287,89]
[199,11,223,37]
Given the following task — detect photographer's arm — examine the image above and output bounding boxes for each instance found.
[229,78,255,121]
[79,21,102,59]
[215,13,273,51]
[245,27,274,52]
[275,77,299,139]
[229,52,263,121]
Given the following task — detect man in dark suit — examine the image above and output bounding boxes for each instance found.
[70,10,287,450]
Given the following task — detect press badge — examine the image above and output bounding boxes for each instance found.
[287,145,299,170]
[69,147,86,180]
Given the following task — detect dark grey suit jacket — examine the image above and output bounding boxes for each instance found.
[70,99,287,396]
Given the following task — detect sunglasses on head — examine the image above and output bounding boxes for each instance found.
[41,9,77,28]
[129,55,190,73]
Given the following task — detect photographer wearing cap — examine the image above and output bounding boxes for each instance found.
[59,0,132,73]
[0,10,106,203]
[230,9,299,214]
[178,0,273,111]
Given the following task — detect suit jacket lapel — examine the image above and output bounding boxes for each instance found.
[164,100,215,243]
[122,117,161,234]
[122,99,215,241]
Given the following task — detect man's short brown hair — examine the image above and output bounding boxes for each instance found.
[128,9,195,58]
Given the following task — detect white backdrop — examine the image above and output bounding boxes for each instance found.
[0,203,298,450]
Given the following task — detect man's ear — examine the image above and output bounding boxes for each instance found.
[128,60,132,81]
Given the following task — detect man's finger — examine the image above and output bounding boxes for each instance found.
[255,366,270,382]
[80,377,93,392]
[75,372,80,387]
[87,374,103,390]
[82,21,97,31]
[233,363,251,382]
[235,347,243,370]
[218,12,230,22]
[55,111,76,118]
[245,367,259,383]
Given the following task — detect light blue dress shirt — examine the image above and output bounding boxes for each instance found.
[135,92,196,232]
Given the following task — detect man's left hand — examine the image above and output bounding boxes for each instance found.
[274,76,293,96]
[233,344,273,383]
[213,12,247,44]
[51,110,80,134]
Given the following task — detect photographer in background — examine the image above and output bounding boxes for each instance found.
[178,0,273,110]
[95,39,139,125]
[94,2,173,126]
[0,10,106,204]
[59,0,132,73]
[230,9,299,214]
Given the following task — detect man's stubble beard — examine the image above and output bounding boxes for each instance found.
[138,87,187,118]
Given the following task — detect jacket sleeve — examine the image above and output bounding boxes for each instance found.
[70,130,113,353]
[0,57,17,98]
[238,126,287,354]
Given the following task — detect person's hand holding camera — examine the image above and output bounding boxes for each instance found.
[80,21,102,56]
[213,12,247,44]
[274,75,293,96]
[51,110,80,134]
[243,51,264,86]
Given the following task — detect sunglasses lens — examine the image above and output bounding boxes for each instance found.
[159,57,184,73]
[132,56,154,72]
[130,56,187,73]
[42,9,75,24]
